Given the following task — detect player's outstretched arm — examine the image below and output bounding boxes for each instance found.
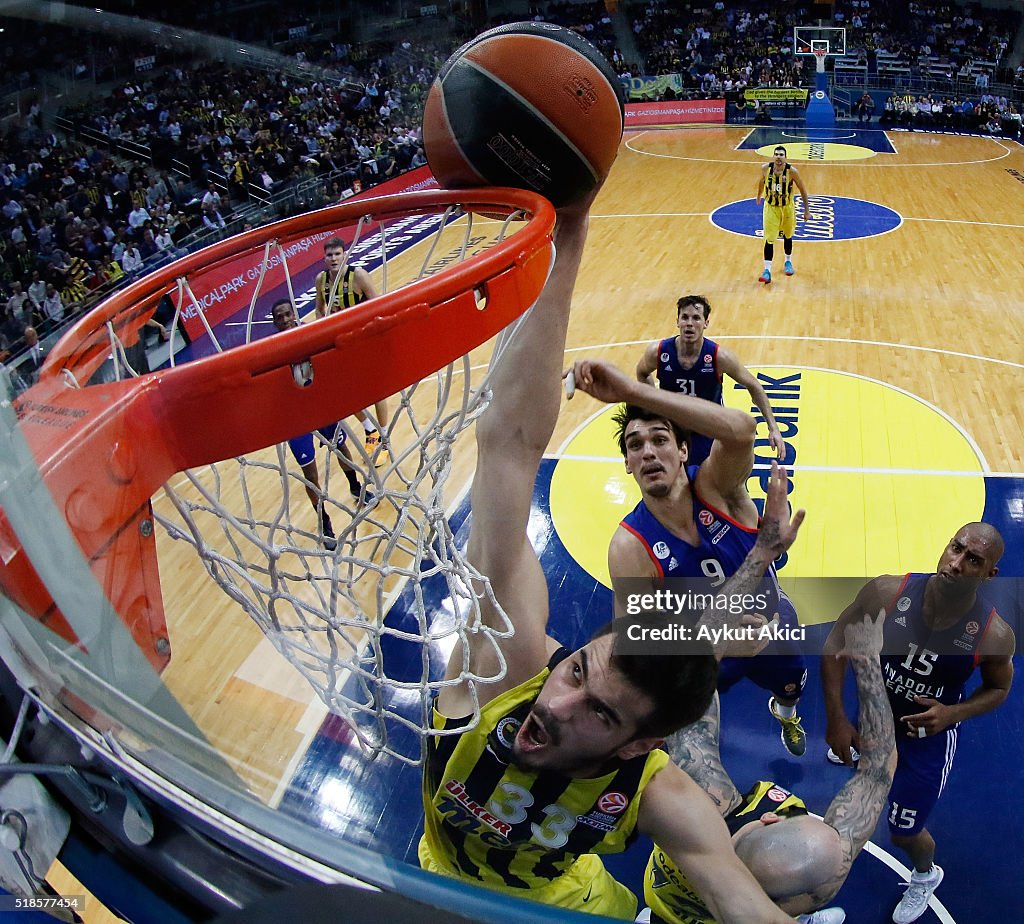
[569,357,756,494]
[639,763,798,924]
[816,611,897,906]
[717,346,785,460]
[446,206,590,705]
[569,359,756,449]
[821,575,898,766]
[691,461,804,657]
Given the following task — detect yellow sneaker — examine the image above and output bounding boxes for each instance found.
[768,696,806,757]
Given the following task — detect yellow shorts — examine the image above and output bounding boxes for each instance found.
[762,202,796,242]
[419,835,638,919]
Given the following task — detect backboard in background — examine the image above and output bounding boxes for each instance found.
[794,26,847,57]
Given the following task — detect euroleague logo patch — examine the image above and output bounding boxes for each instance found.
[767,786,792,803]
[699,510,716,527]
[598,791,630,814]
[711,196,902,242]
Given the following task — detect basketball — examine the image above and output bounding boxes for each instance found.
[422,22,624,207]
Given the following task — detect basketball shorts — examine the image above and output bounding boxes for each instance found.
[287,422,345,466]
[717,593,807,700]
[887,726,957,836]
[687,433,714,468]
[762,202,796,242]
[419,835,637,918]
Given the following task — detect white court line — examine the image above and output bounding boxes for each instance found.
[600,211,710,219]
[592,208,1024,233]
[805,812,958,924]
[779,131,860,141]
[859,839,957,924]
[547,455,1018,478]
[902,215,1024,230]
[625,127,1018,167]
[561,335,1024,372]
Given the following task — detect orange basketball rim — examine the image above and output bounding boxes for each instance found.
[0,188,555,671]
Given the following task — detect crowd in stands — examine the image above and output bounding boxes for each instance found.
[2,0,1023,383]
[876,91,1022,136]
[835,0,1018,85]
[629,0,812,94]
[626,0,1020,101]
[0,126,206,367]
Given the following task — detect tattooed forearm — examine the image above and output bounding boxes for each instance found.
[823,653,896,859]
[848,653,895,773]
[694,547,775,657]
[662,694,741,814]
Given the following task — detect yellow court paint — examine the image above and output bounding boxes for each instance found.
[757,142,877,161]
[549,368,985,607]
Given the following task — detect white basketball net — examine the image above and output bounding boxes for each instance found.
[87,203,544,766]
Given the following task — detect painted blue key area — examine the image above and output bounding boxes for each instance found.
[282,460,1024,923]
[737,127,898,153]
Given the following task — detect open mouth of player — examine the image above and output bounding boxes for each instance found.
[517,712,551,752]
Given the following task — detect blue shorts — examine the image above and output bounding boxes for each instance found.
[886,725,958,836]
[717,593,807,700]
[288,422,345,466]
[688,433,714,468]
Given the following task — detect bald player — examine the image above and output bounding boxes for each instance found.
[822,522,1015,923]
[640,611,895,924]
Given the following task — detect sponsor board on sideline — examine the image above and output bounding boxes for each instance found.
[625,99,726,127]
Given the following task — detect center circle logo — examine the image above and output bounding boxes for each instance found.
[712,196,902,241]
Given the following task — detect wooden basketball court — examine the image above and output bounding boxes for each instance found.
[142,122,1024,923]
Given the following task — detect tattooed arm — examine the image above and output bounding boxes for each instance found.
[813,611,897,906]
[693,461,805,658]
[662,692,742,815]
[660,465,804,815]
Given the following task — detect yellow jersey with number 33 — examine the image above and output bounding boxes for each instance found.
[420,648,668,892]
